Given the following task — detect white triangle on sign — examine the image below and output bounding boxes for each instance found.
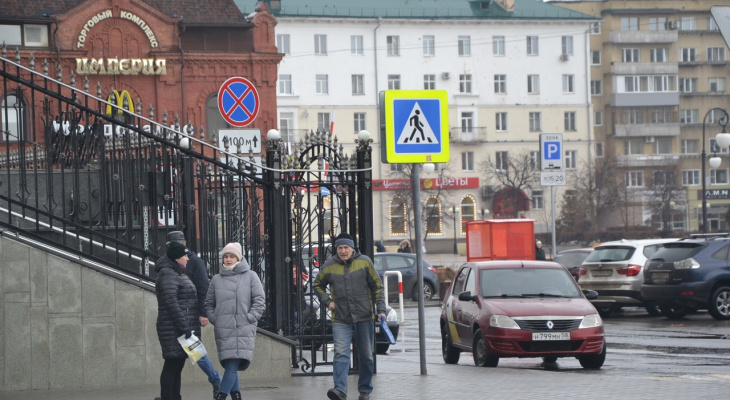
[396,102,439,145]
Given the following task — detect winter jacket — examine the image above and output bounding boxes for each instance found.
[314,251,386,325]
[184,251,211,318]
[205,258,266,364]
[155,256,200,359]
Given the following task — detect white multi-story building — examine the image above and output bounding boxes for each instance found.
[236,0,597,250]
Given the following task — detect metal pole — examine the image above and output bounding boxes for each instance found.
[412,164,427,375]
[452,207,458,254]
[550,186,556,260]
[702,117,708,233]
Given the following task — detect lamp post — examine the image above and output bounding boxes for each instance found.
[450,205,459,254]
[701,108,730,233]
[479,208,490,220]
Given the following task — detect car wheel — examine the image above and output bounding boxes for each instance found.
[659,304,693,319]
[441,325,461,364]
[376,343,390,355]
[578,344,606,369]
[472,329,498,368]
[708,286,730,320]
[644,302,662,317]
[542,356,558,363]
[411,282,435,301]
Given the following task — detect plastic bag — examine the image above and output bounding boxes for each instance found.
[178,333,208,364]
[380,318,397,345]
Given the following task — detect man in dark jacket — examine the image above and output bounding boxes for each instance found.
[536,240,546,260]
[314,232,386,400]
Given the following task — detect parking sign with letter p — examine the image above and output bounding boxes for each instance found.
[539,133,563,171]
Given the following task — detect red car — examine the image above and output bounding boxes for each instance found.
[440,261,606,369]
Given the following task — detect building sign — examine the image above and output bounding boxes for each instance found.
[373,177,479,191]
[699,189,730,200]
[75,58,167,75]
[77,9,159,49]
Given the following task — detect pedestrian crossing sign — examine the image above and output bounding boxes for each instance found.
[384,90,449,163]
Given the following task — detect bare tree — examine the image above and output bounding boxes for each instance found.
[481,151,539,218]
[646,162,684,237]
[568,148,624,232]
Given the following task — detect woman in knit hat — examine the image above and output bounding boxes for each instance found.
[205,243,266,400]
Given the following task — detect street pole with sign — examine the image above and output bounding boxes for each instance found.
[539,133,565,259]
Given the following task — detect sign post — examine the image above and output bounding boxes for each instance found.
[539,133,565,259]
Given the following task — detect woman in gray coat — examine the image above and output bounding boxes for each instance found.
[205,242,265,400]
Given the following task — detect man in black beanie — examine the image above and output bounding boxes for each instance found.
[314,232,385,400]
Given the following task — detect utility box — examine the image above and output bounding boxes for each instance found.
[466,219,535,261]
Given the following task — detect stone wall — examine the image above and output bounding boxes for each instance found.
[0,233,292,392]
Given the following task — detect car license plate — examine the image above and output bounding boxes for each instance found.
[652,271,670,281]
[532,332,570,341]
[592,269,612,277]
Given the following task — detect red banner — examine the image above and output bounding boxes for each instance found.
[372,177,479,191]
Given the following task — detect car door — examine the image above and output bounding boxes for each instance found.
[445,266,470,346]
[455,267,479,346]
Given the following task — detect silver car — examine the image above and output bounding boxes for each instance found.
[579,238,678,317]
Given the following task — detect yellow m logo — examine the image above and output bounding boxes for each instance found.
[105,90,135,115]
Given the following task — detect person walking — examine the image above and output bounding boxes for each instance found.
[205,242,266,400]
[536,240,546,260]
[154,241,200,400]
[314,232,386,400]
[397,239,412,253]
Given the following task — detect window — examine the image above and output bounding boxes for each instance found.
[458,35,471,56]
[276,34,290,54]
[389,196,407,235]
[317,113,331,131]
[680,48,697,62]
[708,17,719,31]
[425,196,442,234]
[651,48,668,62]
[387,36,400,56]
[621,17,639,31]
[711,169,729,185]
[0,24,48,47]
[654,138,672,154]
[708,47,726,62]
[460,196,476,234]
[390,163,405,173]
[494,74,506,93]
[680,78,698,93]
[1,93,26,142]
[316,74,329,94]
[462,151,475,171]
[590,21,601,35]
[563,75,574,93]
[591,50,601,65]
[679,17,696,31]
[625,138,643,155]
[278,74,292,94]
[314,34,327,55]
[459,74,472,93]
[594,110,603,126]
[530,151,539,169]
[709,109,728,126]
[351,35,364,55]
[564,112,576,131]
[681,139,699,154]
[351,74,365,95]
[680,109,698,124]
[709,77,727,93]
[591,80,602,96]
[710,138,730,154]
[626,171,644,187]
[622,48,640,62]
[423,35,435,56]
[424,74,436,90]
[354,112,366,133]
[496,112,508,132]
[461,112,474,134]
[529,112,541,131]
[527,75,540,94]
[595,142,604,158]
[493,35,505,56]
[279,112,294,141]
[531,191,544,210]
[526,36,539,55]
[496,151,509,171]
[682,170,701,186]
[388,74,401,90]
[561,36,573,55]
[650,17,667,31]
[653,170,674,186]
[565,150,577,169]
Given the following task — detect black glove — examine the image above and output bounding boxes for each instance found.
[185,330,193,339]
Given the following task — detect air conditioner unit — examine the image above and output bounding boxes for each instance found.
[666,21,678,30]
[645,136,655,143]
[559,53,569,61]
[442,72,451,80]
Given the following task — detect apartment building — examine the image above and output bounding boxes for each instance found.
[552,0,730,232]
[235,0,596,247]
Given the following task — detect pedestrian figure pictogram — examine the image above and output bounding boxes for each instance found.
[396,102,439,146]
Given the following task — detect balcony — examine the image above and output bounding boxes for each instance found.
[614,123,680,138]
[450,127,488,143]
[611,62,678,75]
[616,154,681,167]
[609,30,677,44]
[611,92,679,107]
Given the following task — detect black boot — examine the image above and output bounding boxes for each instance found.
[230,391,242,400]
[213,383,221,400]
[215,392,228,400]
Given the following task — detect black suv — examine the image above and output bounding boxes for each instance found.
[641,235,730,320]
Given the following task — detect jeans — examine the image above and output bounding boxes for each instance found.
[332,320,375,395]
[219,358,250,394]
[197,355,221,386]
[160,357,186,400]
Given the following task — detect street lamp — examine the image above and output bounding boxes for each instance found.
[701,108,730,233]
[479,208,490,220]
[450,205,459,255]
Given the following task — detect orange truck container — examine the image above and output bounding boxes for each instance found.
[465,219,536,261]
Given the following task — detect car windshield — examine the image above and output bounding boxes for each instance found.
[649,244,704,262]
[584,246,635,262]
[554,252,589,268]
[479,268,582,298]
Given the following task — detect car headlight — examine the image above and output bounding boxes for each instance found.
[579,314,603,329]
[489,315,520,329]
[386,308,398,322]
[674,258,700,269]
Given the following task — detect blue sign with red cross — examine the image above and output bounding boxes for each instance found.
[218,77,260,127]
